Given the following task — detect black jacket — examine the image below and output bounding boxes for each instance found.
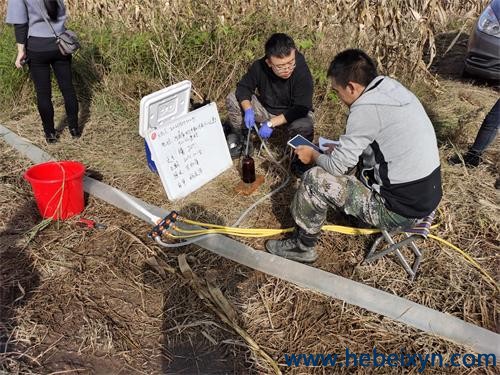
[235,52,313,123]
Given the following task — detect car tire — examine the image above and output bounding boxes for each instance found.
[461,65,472,79]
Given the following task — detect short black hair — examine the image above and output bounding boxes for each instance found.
[265,33,296,58]
[44,0,60,21]
[327,49,378,87]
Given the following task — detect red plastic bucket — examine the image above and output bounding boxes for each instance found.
[24,161,86,220]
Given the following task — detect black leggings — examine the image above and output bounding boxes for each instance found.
[27,49,78,135]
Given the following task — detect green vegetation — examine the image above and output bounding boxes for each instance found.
[0,27,30,109]
[0,0,489,139]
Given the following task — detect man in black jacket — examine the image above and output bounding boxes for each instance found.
[226,33,314,145]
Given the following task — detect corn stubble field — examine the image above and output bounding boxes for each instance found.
[0,0,498,374]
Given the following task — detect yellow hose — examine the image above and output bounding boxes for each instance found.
[174,215,497,291]
[428,234,498,291]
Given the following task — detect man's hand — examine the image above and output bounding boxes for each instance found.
[258,121,273,139]
[244,107,255,129]
[295,145,320,164]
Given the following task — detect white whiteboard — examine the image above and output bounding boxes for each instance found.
[146,103,232,200]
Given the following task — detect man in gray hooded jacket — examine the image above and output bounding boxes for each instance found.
[266,49,442,263]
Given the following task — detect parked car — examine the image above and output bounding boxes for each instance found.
[464,0,500,81]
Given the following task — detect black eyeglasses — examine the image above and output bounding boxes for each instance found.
[270,59,296,72]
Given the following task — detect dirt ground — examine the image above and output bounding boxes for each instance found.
[1,31,499,374]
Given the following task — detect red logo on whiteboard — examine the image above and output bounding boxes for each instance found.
[151,132,157,140]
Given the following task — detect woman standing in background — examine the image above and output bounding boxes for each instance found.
[6,0,80,143]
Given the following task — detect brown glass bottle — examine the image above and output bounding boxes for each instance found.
[242,156,256,183]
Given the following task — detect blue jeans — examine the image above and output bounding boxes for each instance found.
[470,99,499,154]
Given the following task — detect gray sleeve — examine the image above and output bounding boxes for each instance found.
[6,0,28,24]
[316,105,381,175]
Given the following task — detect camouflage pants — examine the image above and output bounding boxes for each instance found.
[225,91,314,140]
[291,166,416,234]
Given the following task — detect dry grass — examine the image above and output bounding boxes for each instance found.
[1,0,499,373]
[1,82,498,373]
[63,0,488,80]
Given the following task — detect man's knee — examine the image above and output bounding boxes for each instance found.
[288,115,314,141]
[302,166,322,185]
[226,91,239,111]
[303,167,351,200]
[303,166,335,183]
[302,166,340,190]
[226,91,245,128]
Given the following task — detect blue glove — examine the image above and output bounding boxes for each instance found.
[258,121,274,139]
[244,108,255,129]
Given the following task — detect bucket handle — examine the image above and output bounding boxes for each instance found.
[41,161,67,219]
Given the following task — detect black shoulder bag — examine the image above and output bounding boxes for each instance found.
[37,0,80,55]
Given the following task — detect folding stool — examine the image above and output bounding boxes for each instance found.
[364,210,436,280]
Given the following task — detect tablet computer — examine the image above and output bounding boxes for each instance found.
[287,134,323,153]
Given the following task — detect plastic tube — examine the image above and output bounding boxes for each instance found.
[0,125,54,163]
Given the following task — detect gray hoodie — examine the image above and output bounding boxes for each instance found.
[316,76,442,218]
